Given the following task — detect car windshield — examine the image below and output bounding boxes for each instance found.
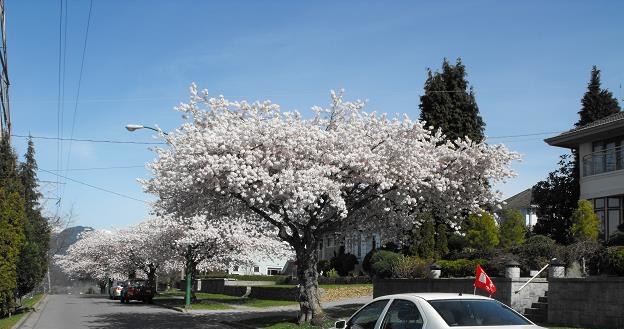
[428,299,530,327]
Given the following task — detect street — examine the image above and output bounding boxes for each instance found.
[19,294,241,329]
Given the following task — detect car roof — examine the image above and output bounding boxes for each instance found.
[378,293,492,301]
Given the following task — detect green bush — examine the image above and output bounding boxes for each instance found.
[512,235,561,273]
[438,259,488,277]
[370,250,404,279]
[326,268,339,278]
[607,246,624,276]
[329,247,358,276]
[393,256,431,279]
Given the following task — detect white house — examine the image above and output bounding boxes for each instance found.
[545,112,624,240]
[502,188,538,228]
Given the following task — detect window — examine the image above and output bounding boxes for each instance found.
[232,265,239,272]
[380,299,423,329]
[253,266,260,273]
[267,268,282,276]
[608,197,620,208]
[595,198,605,209]
[429,299,530,326]
[327,237,334,247]
[347,299,389,329]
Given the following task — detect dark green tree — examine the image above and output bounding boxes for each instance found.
[532,155,578,244]
[499,209,527,249]
[576,66,621,127]
[0,133,26,315]
[415,213,436,259]
[16,138,50,298]
[419,58,485,143]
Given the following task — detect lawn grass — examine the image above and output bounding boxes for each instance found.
[154,291,297,309]
[0,293,45,329]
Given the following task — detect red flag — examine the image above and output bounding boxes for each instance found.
[474,264,496,296]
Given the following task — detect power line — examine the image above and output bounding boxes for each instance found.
[42,165,145,171]
[38,168,150,204]
[11,134,166,145]
[61,0,94,212]
[487,131,563,139]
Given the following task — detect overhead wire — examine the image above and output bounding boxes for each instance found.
[60,0,94,209]
[39,168,150,204]
[11,134,166,145]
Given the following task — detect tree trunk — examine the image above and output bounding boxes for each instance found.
[147,265,157,292]
[296,245,325,325]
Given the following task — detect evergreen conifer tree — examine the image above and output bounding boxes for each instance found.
[576,66,621,127]
[419,58,485,142]
[17,138,50,298]
[465,212,499,250]
[499,209,527,249]
[0,133,26,315]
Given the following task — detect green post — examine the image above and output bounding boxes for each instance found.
[185,269,191,308]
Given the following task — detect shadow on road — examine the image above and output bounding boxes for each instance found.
[84,312,218,329]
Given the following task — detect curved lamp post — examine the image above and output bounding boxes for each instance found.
[126,123,190,306]
[125,124,168,135]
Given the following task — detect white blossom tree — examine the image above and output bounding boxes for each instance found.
[143,85,520,323]
[55,229,130,288]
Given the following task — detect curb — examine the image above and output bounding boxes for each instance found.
[11,294,47,329]
[151,300,187,313]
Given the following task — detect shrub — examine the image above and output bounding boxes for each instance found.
[326,268,339,278]
[607,246,624,276]
[570,200,599,241]
[370,250,404,279]
[393,256,431,279]
[512,235,561,273]
[329,246,358,276]
[438,259,488,277]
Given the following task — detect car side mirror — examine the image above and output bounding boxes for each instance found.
[335,320,347,329]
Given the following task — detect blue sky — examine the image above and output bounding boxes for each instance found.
[6,1,624,229]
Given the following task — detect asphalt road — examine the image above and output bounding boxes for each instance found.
[18,294,241,329]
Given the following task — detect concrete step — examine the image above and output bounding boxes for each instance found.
[531,302,548,310]
[538,296,548,303]
[525,313,547,324]
[524,307,544,316]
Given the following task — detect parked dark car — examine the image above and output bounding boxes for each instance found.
[120,279,154,304]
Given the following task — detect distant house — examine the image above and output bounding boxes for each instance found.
[502,188,538,228]
[545,112,624,240]
[228,256,290,276]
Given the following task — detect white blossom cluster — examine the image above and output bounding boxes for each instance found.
[144,85,520,241]
[56,215,289,281]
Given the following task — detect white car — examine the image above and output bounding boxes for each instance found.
[108,281,124,300]
[333,293,546,329]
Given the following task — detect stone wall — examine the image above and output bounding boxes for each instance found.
[374,278,547,313]
[249,286,298,301]
[548,277,624,329]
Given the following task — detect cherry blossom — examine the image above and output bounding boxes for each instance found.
[143,85,520,323]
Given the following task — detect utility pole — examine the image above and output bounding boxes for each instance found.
[0,0,10,138]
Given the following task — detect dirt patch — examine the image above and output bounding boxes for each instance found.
[321,285,373,302]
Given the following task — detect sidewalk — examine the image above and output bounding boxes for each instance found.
[180,295,372,315]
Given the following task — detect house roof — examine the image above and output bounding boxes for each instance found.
[545,111,624,148]
[503,188,533,209]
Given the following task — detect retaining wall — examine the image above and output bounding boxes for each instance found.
[374,278,548,313]
[548,277,624,329]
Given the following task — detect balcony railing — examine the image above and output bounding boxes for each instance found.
[583,145,624,177]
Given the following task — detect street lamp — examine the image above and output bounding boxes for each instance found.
[125,124,168,135]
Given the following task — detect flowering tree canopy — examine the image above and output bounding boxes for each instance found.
[55,229,126,282]
[143,85,520,323]
[56,215,288,290]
